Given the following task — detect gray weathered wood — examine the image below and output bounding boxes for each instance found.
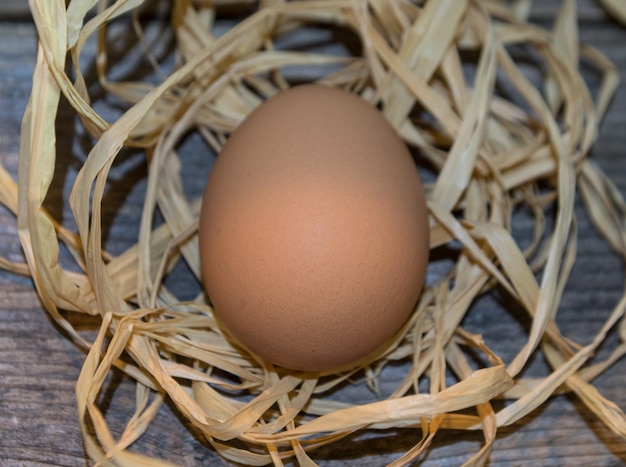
[1,2,626,466]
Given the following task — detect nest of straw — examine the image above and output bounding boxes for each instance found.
[3,0,626,465]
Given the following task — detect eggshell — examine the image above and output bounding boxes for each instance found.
[198,84,429,372]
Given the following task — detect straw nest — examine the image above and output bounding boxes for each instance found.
[3,0,626,465]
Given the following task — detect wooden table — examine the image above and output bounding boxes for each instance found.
[1,1,626,465]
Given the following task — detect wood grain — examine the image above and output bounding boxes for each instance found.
[1,2,626,466]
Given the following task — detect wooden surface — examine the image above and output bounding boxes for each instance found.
[2,1,626,466]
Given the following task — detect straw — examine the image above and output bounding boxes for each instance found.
[2,0,625,465]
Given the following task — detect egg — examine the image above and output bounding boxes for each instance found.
[198,84,429,372]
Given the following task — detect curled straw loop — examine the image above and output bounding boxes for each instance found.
[3,0,626,465]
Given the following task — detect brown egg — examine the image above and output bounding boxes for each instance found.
[198,84,429,372]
